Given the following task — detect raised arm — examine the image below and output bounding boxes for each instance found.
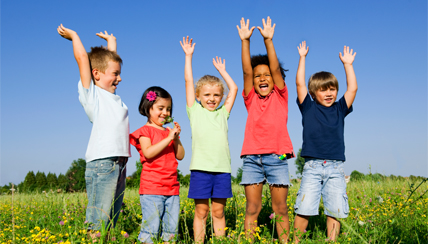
[139,122,183,159]
[339,46,357,108]
[180,36,196,107]
[57,24,91,89]
[296,41,309,104]
[96,31,117,52]
[237,18,255,96]
[213,57,238,113]
[258,17,285,89]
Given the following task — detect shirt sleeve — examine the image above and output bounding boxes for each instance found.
[297,93,312,114]
[242,88,255,110]
[186,101,198,119]
[220,105,230,119]
[130,126,152,150]
[339,96,353,117]
[78,80,97,123]
[276,84,288,96]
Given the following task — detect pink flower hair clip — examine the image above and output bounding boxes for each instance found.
[146,91,157,102]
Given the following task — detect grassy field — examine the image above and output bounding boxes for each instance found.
[1,178,427,243]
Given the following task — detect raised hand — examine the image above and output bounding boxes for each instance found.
[96,30,117,52]
[297,41,309,57]
[57,24,76,41]
[96,31,116,42]
[339,46,356,65]
[212,56,226,72]
[257,16,276,40]
[180,36,195,56]
[236,18,255,41]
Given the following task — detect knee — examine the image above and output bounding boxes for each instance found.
[272,201,288,216]
[195,207,209,220]
[246,202,262,216]
[211,208,225,220]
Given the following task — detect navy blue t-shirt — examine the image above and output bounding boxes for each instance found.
[298,94,352,161]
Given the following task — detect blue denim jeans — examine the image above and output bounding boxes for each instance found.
[240,154,291,186]
[294,159,349,218]
[85,157,127,230]
[138,195,180,243]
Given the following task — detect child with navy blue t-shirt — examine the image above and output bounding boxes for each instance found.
[293,41,358,242]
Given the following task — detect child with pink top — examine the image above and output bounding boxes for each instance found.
[237,17,294,243]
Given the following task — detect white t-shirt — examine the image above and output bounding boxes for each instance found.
[78,80,131,162]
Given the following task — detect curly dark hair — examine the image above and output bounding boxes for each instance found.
[251,54,288,79]
[138,86,173,120]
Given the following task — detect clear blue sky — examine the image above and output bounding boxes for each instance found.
[1,0,427,185]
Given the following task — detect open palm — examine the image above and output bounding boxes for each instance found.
[180,36,195,55]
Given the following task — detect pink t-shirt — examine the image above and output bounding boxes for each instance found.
[130,126,179,195]
[241,85,294,157]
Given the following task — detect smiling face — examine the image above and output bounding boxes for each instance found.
[313,86,338,107]
[196,84,223,111]
[93,60,122,94]
[148,97,172,127]
[253,64,274,96]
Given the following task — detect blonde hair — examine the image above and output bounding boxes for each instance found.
[195,75,227,97]
[88,46,122,73]
[308,71,339,97]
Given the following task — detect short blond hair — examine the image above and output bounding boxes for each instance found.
[88,46,122,73]
[308,71,339,97]
[195,75,227,97]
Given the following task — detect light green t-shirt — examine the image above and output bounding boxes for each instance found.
[186,102,231,173]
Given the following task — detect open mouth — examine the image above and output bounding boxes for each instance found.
[259,84,269,91]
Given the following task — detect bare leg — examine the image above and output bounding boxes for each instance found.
[326,216,340,241]
[270,185,290,243]
[293,214,309,243]
[244,184,263,239]
[193,199,209,244]
[211,198,227,237]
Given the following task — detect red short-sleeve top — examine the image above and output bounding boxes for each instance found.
[241,85,294,157]
[130,126,179,195]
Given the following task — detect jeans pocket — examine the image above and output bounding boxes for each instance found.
[98,162,116,175]
[294,192,301,212]
[342,194,349,214]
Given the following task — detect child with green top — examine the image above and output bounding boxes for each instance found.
[180,36,238,243]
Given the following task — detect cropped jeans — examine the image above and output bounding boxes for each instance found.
[85,157,127,230]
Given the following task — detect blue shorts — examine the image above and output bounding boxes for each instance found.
[240,154,291,186]
[294,159,349,218]
[138,195,180,243]
[187,170,233,199]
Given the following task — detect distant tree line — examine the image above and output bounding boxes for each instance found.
[1,158,87,194]
[2,156,426,194]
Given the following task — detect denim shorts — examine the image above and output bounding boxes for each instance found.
[85,156,127,230]
[240,154,291,186]
[188,170,233,199]
[294,159,349,218]
[138,195,180,243]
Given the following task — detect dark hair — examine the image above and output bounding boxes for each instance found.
[139,86,173,118]
[251,54,288,79]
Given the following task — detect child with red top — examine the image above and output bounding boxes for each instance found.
[237,17,294,243]
[130,86,185,244]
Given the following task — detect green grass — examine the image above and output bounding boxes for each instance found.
[1,178,427,243]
